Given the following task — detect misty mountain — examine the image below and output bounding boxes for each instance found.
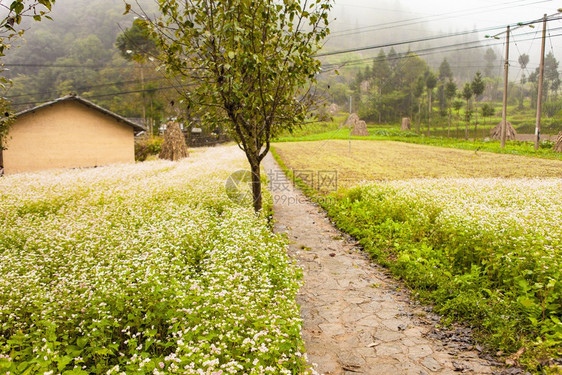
[4,0,156,77]
[321,0,499,83]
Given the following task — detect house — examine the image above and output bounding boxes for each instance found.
[0,95,145,175]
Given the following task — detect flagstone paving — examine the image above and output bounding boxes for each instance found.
[263,154,507,375]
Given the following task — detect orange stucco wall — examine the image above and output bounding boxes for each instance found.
[2,101,134,174]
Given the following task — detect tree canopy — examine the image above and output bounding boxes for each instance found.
[116,18,156,63]
[134,0,332,211]
[0,0,55,148]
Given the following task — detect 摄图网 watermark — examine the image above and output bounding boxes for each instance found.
[225,169,338,206]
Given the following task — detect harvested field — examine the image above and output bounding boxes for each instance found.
[272,139,562,187]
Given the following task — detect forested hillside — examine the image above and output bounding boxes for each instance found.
[3,0,173,127]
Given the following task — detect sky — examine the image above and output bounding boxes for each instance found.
[327,0,561,72]
[332,0,561,31]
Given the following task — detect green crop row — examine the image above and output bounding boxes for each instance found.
[322,178,562,372]
[0,147,306,375]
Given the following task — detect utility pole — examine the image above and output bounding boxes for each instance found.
[500,25,510,149]
[534,14,547,150]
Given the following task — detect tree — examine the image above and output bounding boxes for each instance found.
[0,0,55,149]
[137,0,331,212]
[401,52,427,120]
[445,79,457,137]
[544,51,560,101]
[453,97,463,137]
[425,71,437,136]
[115,18,156,63]
[528,52,560,108]
[518,53,529,83]
[481,103,495,125]
[413,75,425,133]
[471,72,485,139]
[462,82,473,139]
[518,54,530,109]
[439,58,453,81]
[371,50,391,96]
[484,48,497,77]
[116,19,158,132]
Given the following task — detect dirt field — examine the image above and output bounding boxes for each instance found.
[272,140,562,188]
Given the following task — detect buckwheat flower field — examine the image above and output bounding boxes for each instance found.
[0,146,305,374]
[325,178,562,365]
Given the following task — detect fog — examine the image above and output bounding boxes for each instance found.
[324,0,561,78]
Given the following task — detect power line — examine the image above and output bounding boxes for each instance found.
[316,25,503,58]
[5,77,169,99]
[329,0,556,38]
[320,29,562,71]
[2,62,131,69]
[11,84,193,108]
[318,15,562,58]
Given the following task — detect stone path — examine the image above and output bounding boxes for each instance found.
[263,154,501,375]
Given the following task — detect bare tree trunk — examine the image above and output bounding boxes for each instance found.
[250,163,262,212]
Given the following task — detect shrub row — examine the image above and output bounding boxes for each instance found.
[323,178,562,371]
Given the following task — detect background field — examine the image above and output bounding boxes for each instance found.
[273,140,562,190]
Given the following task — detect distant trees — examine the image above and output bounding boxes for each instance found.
[413,75,425,132]
[116,19,159,133]
[1,0,179,128]
[481,103,495,125]
[0,0,55,55]
[116,19,156,62]
[518,54,530,109]
[425,71,437,136]
[544,52,560,101]
[471,72,485,138]
[529,52,560,107]
[453,98,464,137]
[445,79,457,137]
[0,0,55,147]
[439,58,453,81]
[359,50,428,124]
[484,48,497,78]
[438,58,454,133]
[462,82,473,139]
[518,53,530,83]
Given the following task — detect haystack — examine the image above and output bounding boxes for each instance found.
[159,121,189,161]
[490,121,517,140]
[345,113,369,136]
[554,132,562,153]
[328,103,339,116]
[401,117,411,131]
[344,113,360,127]
[351,120,369,136]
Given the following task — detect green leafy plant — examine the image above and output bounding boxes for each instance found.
[319,179,562,372]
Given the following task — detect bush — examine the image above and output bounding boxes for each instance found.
[544,100,562,118]
[135,136,163,161]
